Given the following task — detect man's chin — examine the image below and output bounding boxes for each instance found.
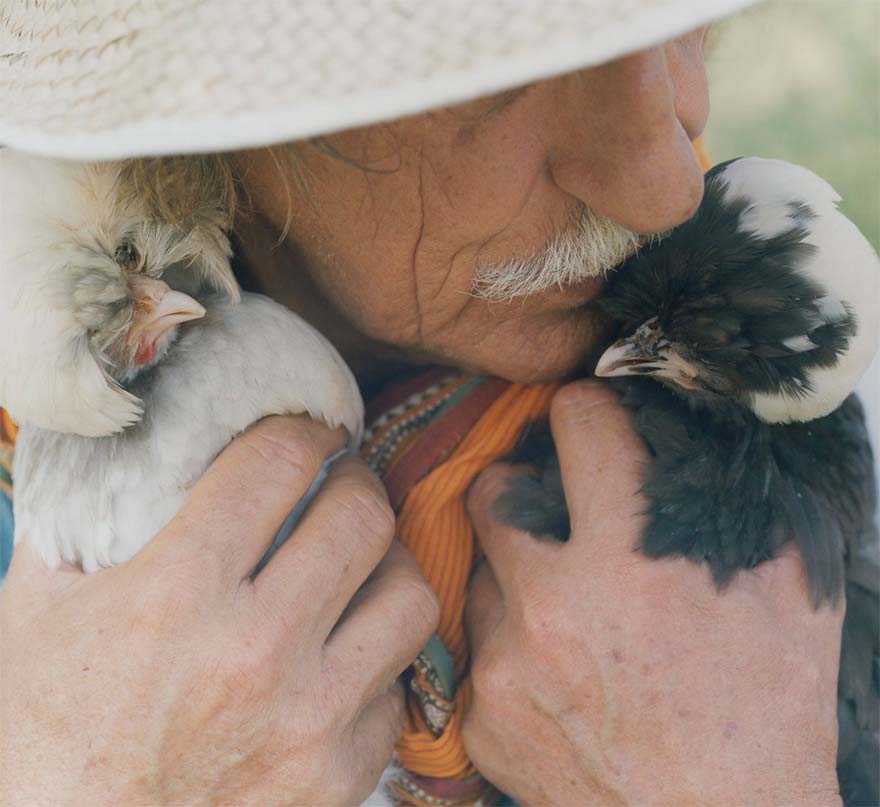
[382,297,611,386]
[488,357,585,385]
[461,322,609,384]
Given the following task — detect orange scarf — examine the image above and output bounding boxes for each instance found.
[0,409,17,445]
[359,371,561,806]
[385,381,560,778]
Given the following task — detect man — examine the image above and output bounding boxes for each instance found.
[0,1,853,805]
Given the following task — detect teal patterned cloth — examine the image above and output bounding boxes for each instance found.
[0,480,12,582]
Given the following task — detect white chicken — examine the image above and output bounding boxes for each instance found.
[0,150,363,571]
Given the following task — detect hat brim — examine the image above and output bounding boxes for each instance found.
[0,0,762,161]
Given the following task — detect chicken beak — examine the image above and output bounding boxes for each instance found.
[138,289,205,338]
[128,276,205,363]
[595,338,658,377]
[595,322,702,391]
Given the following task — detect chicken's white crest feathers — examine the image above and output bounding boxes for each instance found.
[719,156,842,241]
[0,150,237,436]
[717,159,880,423]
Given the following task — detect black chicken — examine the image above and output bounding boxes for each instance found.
[495,157,880,806]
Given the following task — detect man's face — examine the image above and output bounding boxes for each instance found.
[236,30,711,382]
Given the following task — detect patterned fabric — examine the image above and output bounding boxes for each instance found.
[362,371,561,805]
[0,408,16,580]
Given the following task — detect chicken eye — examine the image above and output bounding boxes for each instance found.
[115,241,140,272]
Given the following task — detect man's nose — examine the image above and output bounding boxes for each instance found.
[547,43,709,234]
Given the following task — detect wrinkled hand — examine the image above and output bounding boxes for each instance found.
[463,381,843,807]
[1,415,439,807]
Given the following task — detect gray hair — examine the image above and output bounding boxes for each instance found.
[471,205,646,303]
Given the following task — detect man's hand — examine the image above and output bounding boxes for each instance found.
[463,381,843,807]
[1,415,439,807]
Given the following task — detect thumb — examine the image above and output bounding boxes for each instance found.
[549,380,649,543]
[467,462,558,593]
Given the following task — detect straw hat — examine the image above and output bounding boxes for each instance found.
[1,0,761,161]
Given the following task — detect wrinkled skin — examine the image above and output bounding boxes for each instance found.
[231,31,842,801]
[233,31,710,382]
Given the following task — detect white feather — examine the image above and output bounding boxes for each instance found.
[720,156,842,240]
[781,334,818,353]
[718,158,880,423]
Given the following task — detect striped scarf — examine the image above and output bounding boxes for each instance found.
[361,371,559,806]
[0,409,14,500]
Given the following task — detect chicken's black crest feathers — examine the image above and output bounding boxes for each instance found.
[600,162,855,404]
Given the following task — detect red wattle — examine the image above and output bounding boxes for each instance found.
[134,341,156,366]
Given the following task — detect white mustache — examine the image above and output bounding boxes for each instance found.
[471,206,650,303]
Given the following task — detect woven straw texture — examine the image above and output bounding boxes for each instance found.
[1,0,760,159]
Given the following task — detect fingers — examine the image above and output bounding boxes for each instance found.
[466,463,555,590]
[549,381,649,537]
[324,541,439,706]
[464,560,504,655]
[253,455,399,635]
[149,415,347,577]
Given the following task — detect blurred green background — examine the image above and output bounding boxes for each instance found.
[705,0,879,249]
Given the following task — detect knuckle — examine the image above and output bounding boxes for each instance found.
[513,587,583,671]
[157,510,235,583]
[772,550,809,587]
[239,419,325,483]
[466,464,511,516]
[393,573,440,636]
[250,583,307,643]
[330,474,396,546]
[131,566,199,628]
[217,636,279,701]
[550,380,620,430]
[520,603,567,659]
[470,650,514,708]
